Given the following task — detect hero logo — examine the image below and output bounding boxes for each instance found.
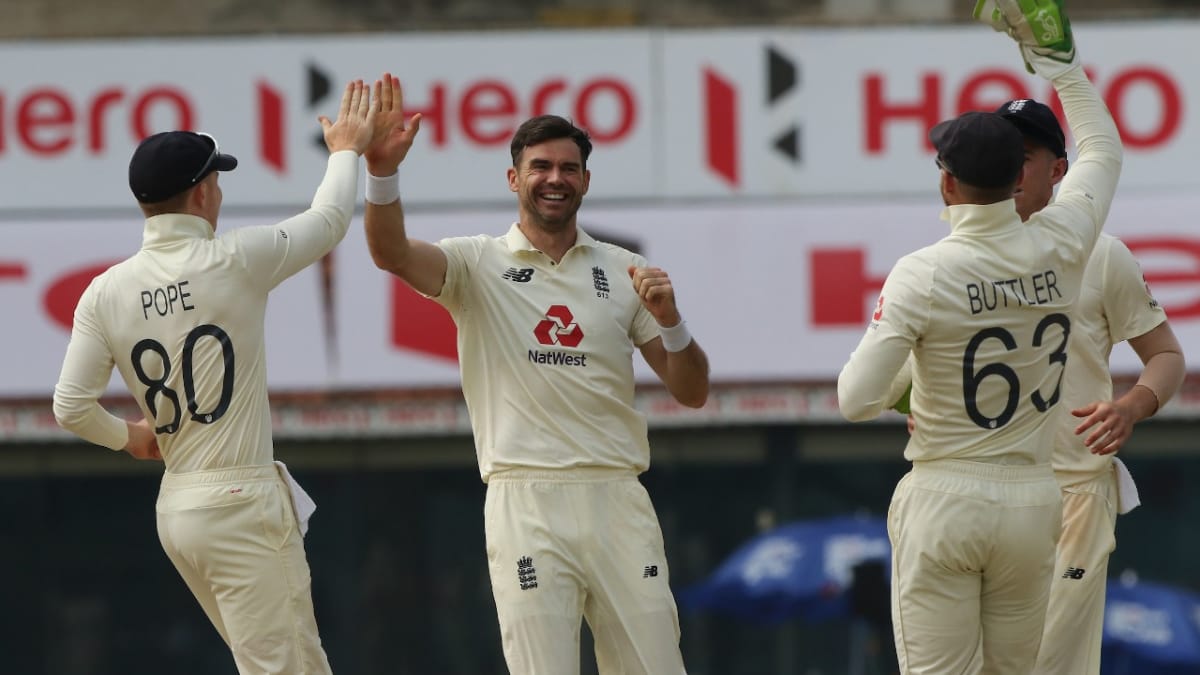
[863,65,1183,153]
[305,64,638,152]
[808,238,1200,326]
[703,45,802,188]
[701,60,1182,185]
[534,305,584,347]
[0,62,640,175]
[0,80,288,176]
[0,85,194,156]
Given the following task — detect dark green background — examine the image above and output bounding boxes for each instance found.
[2,422,1196,674]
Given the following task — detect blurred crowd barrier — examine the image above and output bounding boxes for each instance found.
[1,0,1197,39]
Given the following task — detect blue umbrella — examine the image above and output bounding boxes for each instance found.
[677,514,890,624]
[1102,577,1200,675]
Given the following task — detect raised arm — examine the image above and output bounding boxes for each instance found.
[983,1,1122,244]
[1041,58,1122,245]
[363,73,448,298]
[235,79,377,290]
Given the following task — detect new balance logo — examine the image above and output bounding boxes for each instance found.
[592,266,610,298]
[1006,99,1032,113]
[518,556,538,590]
[502,267,534,283]
[643,565,658,579]
[1062,567,1086,580]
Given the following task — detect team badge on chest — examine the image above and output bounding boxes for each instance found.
[592,266,610,299]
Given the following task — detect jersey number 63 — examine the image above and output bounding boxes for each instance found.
[962,313,1070,430]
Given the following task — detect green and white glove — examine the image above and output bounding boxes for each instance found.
[974,0,1076,76]
[890,383,912,416]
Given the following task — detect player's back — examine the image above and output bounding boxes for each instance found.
[90,215,274,472]
[905,202,1092,464]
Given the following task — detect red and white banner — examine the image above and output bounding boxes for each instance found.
[5,192,1200,398]
[0,33,655,210]
[662,23,1194,198]
[0,21,1196,209]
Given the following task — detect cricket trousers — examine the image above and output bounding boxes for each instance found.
[1033,466,1119,675]
[156,464,332,675]
[888,459,1062,674]
[484,467,687,675]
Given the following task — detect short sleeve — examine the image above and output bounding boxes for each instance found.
[1100,238,1167,344]
[432,235,488,314]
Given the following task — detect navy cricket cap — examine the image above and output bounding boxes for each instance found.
[996,99,1067,159]
[128,131,238,203]
[929,111,1025,190]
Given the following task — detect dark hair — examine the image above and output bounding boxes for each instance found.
[510,115,593,169]
[955,181,1017,205]
[139,190,192,217]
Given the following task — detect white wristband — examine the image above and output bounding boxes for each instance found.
[658,319,692,353]
[365,171,400,205]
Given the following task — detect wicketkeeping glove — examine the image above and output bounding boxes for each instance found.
[974,0,1076,76]
[890,383,912,416]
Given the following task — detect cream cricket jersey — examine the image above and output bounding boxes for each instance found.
[838,63,1123,464]
[430,224,660,481]
[53,150,359,472]
[1054,234,1165,481]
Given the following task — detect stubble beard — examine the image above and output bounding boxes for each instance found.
[525,193,582,234]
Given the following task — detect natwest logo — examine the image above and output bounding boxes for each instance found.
[0,84,195,157]
[534,305,584,347]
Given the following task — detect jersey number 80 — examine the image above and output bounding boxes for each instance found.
[130,324,235,434]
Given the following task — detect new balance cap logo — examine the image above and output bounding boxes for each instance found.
[1006,99,1032,113]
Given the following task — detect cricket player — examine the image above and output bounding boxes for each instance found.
[837,2,1124,672]
[53,80,378,674]
[361,74,710,674]
[995,98,1186,675]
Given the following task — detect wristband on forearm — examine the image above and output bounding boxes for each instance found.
[659,319,693,353]
[365,172,400,205]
